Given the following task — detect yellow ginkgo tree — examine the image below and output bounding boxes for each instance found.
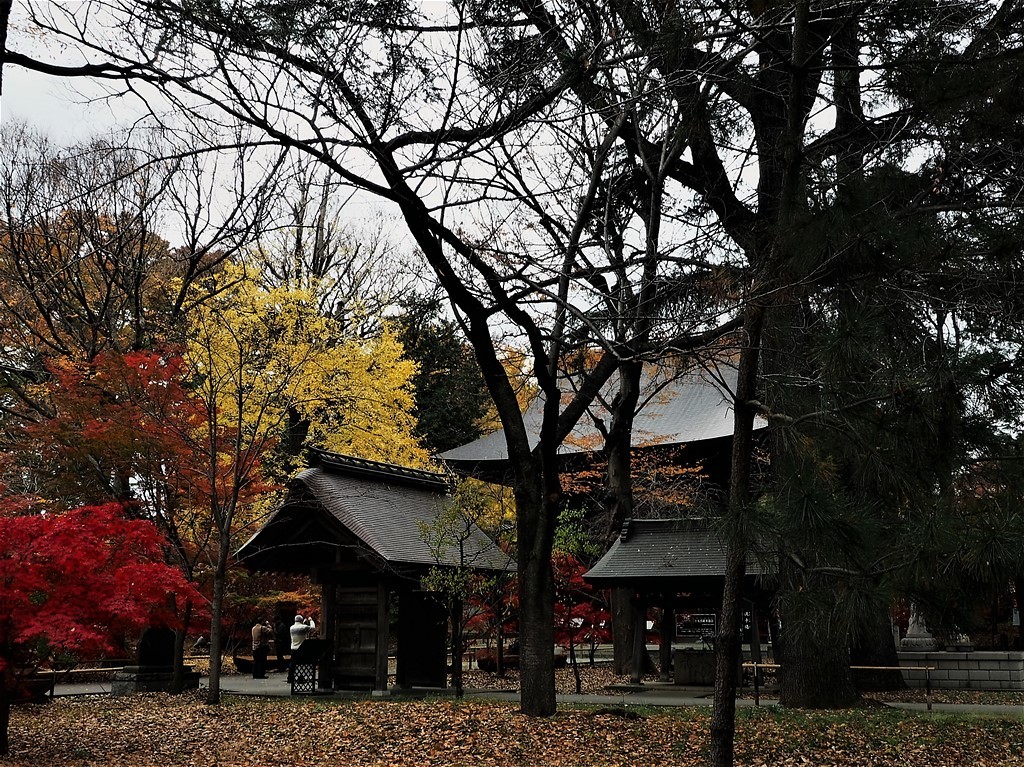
[181,263,427,703]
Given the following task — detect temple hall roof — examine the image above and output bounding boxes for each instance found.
[236,450,511,575]
[439,363,762,477]
[583,518,771,588]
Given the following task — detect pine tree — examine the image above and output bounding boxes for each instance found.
[394,295,491,455]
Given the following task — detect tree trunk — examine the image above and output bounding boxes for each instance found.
[496,618,505,677]
[451,597,464,699]
[709,299,763,767]
[850,603,906,692]
[611,588,633,675]
[569,636,581,694]
[611,588,655,676]
[604,362,643,675]
[205,534,231,705]
[515,472,557,717]
[779,621,858,708]
[518,551,556,715]
[602,361,643,538]
[169,600,194,695]
[710,541,747,766]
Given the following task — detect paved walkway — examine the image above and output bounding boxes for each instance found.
[47,672,1023,715]
[50,672,743,708]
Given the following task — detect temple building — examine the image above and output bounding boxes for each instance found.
[236,448,510,692]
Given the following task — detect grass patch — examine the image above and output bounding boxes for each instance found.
[732,705,1023,766]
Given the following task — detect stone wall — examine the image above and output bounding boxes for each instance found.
[898,651,1024,690]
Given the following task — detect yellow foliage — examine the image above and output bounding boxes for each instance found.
[302,325,430,468]
[449,478,517,536]
[184,263,430,480]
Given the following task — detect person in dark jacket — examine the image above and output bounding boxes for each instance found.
[251,619,273,679]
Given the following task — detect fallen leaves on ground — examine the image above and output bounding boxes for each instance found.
[4,691,1022,767]
[461,665,655,694]
[864,689,1024,706]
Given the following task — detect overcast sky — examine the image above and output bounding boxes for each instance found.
[3,66,125,141]
[2,1,157,142]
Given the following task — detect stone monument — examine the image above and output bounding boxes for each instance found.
[112,627,201,694]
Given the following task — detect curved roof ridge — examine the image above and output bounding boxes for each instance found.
[309,448,450,492]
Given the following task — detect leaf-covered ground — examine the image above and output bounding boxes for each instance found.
[5,692,1023,767]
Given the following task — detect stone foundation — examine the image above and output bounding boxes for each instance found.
[898,651,1024,690]
[673,649,744,686]
[674,649,716,685]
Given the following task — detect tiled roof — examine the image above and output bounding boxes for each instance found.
[583,518,770,584]
[439,362,762,465]
[237,452,511,572]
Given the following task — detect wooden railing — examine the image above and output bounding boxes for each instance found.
[743,662,935,710]
[30,661,129,698]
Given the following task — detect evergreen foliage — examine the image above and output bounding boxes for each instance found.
[395,296,491,455]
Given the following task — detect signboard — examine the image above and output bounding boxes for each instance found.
[675,612,716,639]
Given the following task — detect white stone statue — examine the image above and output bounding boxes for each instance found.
[900,604,937,651]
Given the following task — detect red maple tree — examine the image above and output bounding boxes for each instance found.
[17,350,208,507]
[0,502,204,755]
[552,552,611,692]
[3,347,283,706]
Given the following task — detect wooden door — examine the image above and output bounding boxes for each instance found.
[332,585,380,689]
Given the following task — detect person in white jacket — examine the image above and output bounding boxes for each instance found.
[287,614,312,683]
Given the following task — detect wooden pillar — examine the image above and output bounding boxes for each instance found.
[630,594,645,685]
[374,579,390,695]
[659,600,674,683]
[318,580,336,690]
[746,599,763,689]
[767,608,782,664]
[611,587,634,675]
[395,590,407,689]
[748,601,763,664]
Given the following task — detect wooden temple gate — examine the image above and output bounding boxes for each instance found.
[584,517,775,685]
[237,450,510,693]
